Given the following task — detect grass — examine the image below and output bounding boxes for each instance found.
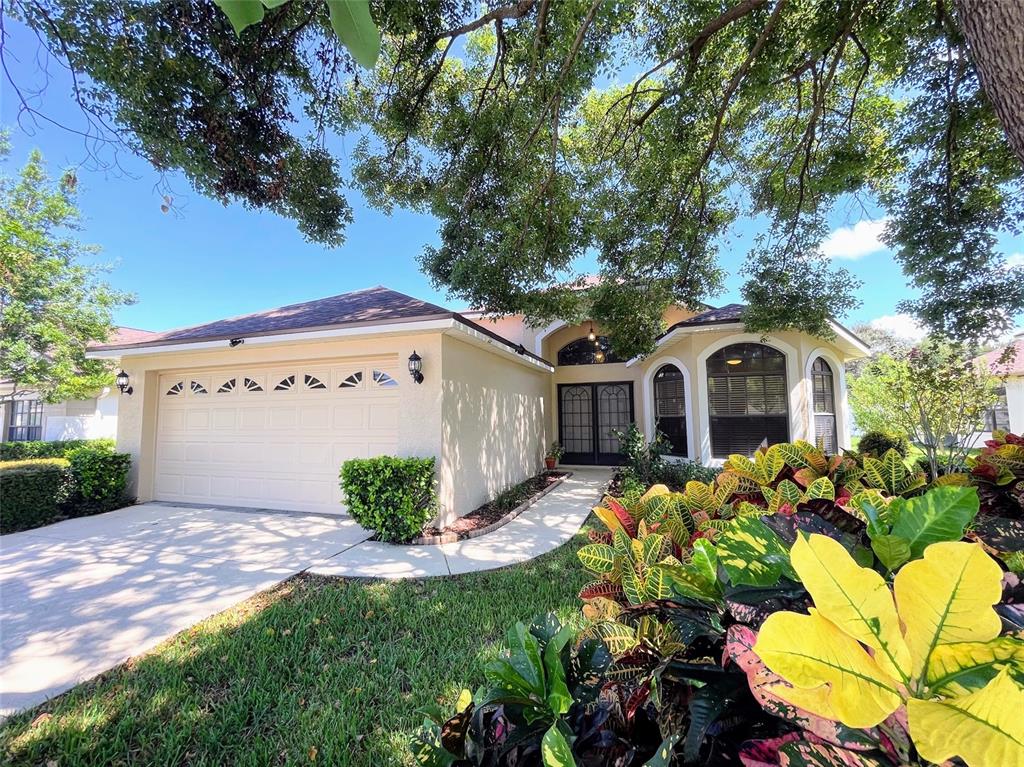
[0,521,596,767]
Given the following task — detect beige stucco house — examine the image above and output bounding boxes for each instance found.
[86,286,869,526]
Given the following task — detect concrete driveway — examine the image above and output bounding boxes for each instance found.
[0,503,371,717]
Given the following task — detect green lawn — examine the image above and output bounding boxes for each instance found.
[0,523,594,767]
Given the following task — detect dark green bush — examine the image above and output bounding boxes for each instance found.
[340,456,438,543]
[66,444,132,514]
[0,458,73,534]
[0,438,115,461]
[615,423,720,490]
[857,430,910,458]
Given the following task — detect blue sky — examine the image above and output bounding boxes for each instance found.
[3,16,1021,339]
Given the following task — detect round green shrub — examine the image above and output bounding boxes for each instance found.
[858,430,910,458]
[339,456,438,543]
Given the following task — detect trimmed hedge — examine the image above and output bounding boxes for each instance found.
[858,430,910,458]
[66,446,132,514]
[340,456,438,543]
[0,442,132,534]
[0,458,73,534]
[0,438,115,461]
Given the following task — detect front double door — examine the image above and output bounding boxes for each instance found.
[558,382,635,465]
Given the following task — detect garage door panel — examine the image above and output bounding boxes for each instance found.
[155,362,399,514]
[239,409,266,429]
[332,404,366,429]
[211,409,237,429]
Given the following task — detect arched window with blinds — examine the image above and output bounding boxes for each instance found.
[653,364,687,457]
[811,357,838,454]
[706,343,789,458]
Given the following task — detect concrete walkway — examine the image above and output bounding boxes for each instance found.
[308,467,611,579]
[0,467,609,716]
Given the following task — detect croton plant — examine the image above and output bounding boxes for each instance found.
[413,438,1024,767]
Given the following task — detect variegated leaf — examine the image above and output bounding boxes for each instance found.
[577,543,616,574]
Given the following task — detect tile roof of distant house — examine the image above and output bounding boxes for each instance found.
[88,286,552,366]
[975,337,1024,377]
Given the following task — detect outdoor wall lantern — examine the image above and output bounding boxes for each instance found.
[115,369,133,396]
[229,338,245,347]
[408,350,424,384]
[587,325,596,342]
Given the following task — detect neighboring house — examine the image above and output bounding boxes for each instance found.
[0,327,157,444]
[86,287,869,526]
[974,332,1024,441]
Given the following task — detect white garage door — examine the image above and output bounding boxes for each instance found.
[154,359,401,514]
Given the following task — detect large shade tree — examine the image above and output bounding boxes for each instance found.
[0,142,132,403]
[4,0,1023,358]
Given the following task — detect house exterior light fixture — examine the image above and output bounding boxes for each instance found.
[408,350,424,384]
[594,349,605,363]
[229,338,244,347]
[726,358,743,365]
[115,369,133,395]
[587,325,596,342]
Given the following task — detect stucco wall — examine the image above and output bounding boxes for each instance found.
[112,331,446,511]
[632,329,853,464]
[1006,376,1024,434]
[440,334,548,527]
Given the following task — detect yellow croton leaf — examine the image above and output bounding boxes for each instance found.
[754,608,903,728]
[925,636,1024,697]
[893,541,1003,680]
[907,669,1024,767]
[789,534,912,683]
[592,504,625,537]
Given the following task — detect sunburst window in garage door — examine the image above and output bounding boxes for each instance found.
[373,370,398,387]
[274,375,296,391]
[339,371,363,388]
[244,376,264,392]
[217,378,236,394]
[304,374,327,390]
[166,381,184,396]
[190,381,208,395]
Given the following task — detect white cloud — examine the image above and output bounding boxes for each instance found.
[821,218,890,260]
[1004,252,1024,270]
[868,313,926,341]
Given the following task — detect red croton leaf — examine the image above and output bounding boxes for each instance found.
[578,581,624,601]
[604,496,638,537]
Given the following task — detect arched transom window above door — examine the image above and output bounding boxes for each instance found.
[653,364,687,457]
[557,336,622,365]
[811,357,838,454]
[707,343,789,458]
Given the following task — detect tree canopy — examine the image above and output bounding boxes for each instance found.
[6,0,1023,357]
[0,142,132,403]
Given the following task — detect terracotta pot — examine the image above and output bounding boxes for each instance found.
[545,457,557,470]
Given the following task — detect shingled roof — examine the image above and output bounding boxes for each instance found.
[87,286,552,367]
[669,303,746,328]
[89,286,452,351]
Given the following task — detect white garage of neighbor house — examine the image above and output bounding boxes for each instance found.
[87,286,869,526]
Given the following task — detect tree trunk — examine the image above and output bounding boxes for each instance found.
[954,0,1024,164]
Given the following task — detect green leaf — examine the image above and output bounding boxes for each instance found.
[870,534,911,572]
[889,486,979,558]
[715,515,796,586]
[577,543,616,574]
[805,476,835,501]
[213,0,265,35]
[541,722,576,767]
[543,626,573,715]
[507,622,545,698]
[325,0,381,69]
[621,561,645,604]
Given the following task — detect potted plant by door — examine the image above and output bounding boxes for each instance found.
[545,442,564,470]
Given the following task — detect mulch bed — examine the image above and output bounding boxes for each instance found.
[415,471,569,543]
